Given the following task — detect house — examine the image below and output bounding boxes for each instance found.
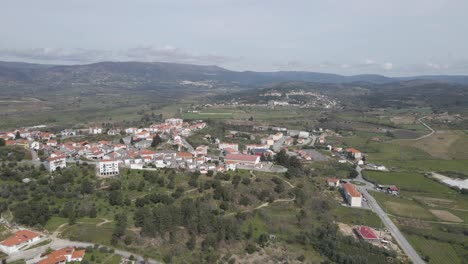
[97,159,119,177]
[46,139,58,147]
[0,230,42,254]
[260,137,275,146]
[272,132,283,141]
[355,226,379,241]
[298,131,310,138]
[46,155,67,172]
[224,154,260,166]
[345,148,362,159]
[38,247,86,264]
[107,129,120,136]
[195,145,208,155]
[60,129,77,137]
[245,144,269,151]
[89,127,102,134]
[165,118,184,125]
[341,183,362,207]
[326,178,340,187]
[136,130,150,139]
[177,151,193,161]
[218,142,239,152]
[134,140,152,149]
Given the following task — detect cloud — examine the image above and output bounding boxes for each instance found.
[381,62,393,70]
[0,46,231,65]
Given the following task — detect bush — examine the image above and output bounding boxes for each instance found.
[245,242,257,254]
[241,178,251,185]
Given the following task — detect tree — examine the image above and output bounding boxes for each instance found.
[186,233,196,250]
[111,212,128,245]
[119,138,125,144]
[15,131,21,139]
[109,190,123,206]
[151,134,162,148]
[0,138,5,147]
[349,170,359,179]
[80,179,94,194]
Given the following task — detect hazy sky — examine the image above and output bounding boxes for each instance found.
[1,0,467,76]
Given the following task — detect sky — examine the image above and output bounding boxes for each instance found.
[1,0,468,76]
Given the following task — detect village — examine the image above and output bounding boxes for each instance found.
[0,118,409,263]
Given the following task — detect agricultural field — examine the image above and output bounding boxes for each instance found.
[363,171,455,194]
[407,235,463,264]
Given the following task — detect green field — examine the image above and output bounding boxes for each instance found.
[333,206,383,227]
[408,235,462,264]
[363,171,454,194]
[372,192,436,220]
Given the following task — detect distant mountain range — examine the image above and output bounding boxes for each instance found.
[1,60,468,86]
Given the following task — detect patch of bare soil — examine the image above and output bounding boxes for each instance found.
[429,210,463,223]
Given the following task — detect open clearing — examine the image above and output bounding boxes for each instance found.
[429,210,463,223]
[397,130,462,159]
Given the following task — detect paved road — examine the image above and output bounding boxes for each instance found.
[354,167,425,264]
[360,188,425,264]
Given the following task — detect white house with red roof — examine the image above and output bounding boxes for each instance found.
[46,155,67,172]
[218,142,239,152]
[326,178,340,187]
[224,154,260,166]
[341,183,362,207]
[38,247,86,264]
[345,148,362,159]
[0,230,42,254]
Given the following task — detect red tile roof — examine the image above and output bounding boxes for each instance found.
[342,183,361,198]
[356,226,378,240]
[225,154,259,163]
[0,230,41,247]
[346,148,361,154]
[39,247,85,264]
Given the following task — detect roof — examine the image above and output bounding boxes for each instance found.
[0,230,41,247]
[177,152,193,158]
[39,247,85,264]
[71,249,85,259]
[356,226,378,240]
[327,178,339,183]
[225,154,259,162]
[346,148,361,154]
[99,159,118,163]
[47,155,66,162]
[342,183,361,198]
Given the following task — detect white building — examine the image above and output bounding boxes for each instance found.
[0,230,42,254]
[342,183,362,207]
[89,127,103,134]
[298,131,310,138]
[165,118,184,125]
[97,159,119,177]
[218,142,239,152]
[46,155,67,172]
